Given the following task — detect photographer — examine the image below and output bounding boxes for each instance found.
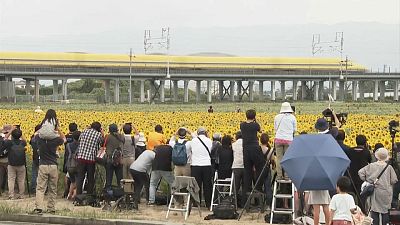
[0,126,27,200]
[240,109,265,194]
[274,102,296,180]
[316,108,341,138]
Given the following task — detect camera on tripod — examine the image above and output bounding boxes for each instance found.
[322,108,348,128]
[389,120,399,137]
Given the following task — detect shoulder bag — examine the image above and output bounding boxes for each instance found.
[360,162,390,198]
[197,136,213,165]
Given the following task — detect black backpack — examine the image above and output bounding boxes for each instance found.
[8,141,26,166]
[212,196,238,219]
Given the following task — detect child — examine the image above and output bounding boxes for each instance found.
[329,176,357,225]
[38,109,60,140]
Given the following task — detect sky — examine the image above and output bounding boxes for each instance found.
[0,0,399,32]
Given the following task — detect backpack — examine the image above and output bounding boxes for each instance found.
[111,148,123,166]
[66,143,78,174]
[8,141,26,166]
[172,141,188,166]
[212,196,238,219]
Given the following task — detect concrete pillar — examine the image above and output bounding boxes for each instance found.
[160,80,165,103]
[331,81,337,100]
[249,80,254,102]
[314,81,319,102]
[219,80,224,100]
[359,81,365,100]
[373,80,379,101]
[230,81,235,102]
[394,80,399,101]
[207,80,212,103]
[259,81,264,97]
[237,81,242,97]
[339,80,345,101]
[352,81,358,101]
[140,80,145,103]
[301,81,307,100]
[183,80,189,103]
[271,81,276,101]
[318,81,324,100]
[292,80,298,100]
[34,77,40,103]
[114,79,120,103]
[104,80,111,103]
[52,80,58,101]
[61,79,67,100]
[25,79,31,96]
[280,81,285,99]
[379,81,386,101]
[196,80,201,103]
[173,80,178,102]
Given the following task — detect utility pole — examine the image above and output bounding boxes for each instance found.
[129,48,133,105]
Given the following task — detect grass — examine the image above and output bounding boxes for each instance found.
[2,101,400,115]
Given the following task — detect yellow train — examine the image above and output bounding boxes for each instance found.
[0,51,366,71]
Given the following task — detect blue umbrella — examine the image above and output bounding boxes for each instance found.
[281,134,350,191]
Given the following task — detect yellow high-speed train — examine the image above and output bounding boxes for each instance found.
[0,51,366,71]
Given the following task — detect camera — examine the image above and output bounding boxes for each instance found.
[322,108,348,128]
[389,120,399,137]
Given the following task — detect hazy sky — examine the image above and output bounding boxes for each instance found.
[0,0,399,36]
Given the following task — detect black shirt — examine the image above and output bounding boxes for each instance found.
[216,145,233,179]
[240,121,261,146]
[346,146,372,192]
[38,137,64,165]
[1,139,27,156]
[152,145,172,171]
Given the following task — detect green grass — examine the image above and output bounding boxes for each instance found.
[2,101,400,115]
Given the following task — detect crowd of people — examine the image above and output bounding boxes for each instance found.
[0,103,398,225]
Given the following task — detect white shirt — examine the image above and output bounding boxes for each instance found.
[232,139,244,169]
[274,113,297,141]
[329,193,356,222]
[169,136,192,164]
[190,134,212,166]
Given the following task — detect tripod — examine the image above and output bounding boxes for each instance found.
[238,148,275,221]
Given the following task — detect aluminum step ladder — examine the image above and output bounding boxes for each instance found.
[270,179,295,224]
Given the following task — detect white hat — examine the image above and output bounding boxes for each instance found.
[375,148,389,161]
[136,132,146,146]
[280,102,293,113]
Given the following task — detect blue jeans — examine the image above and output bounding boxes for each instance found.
[149,170,174,203]
[31,161,39,192]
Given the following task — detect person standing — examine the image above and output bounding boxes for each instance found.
[1,128,27,200]
[135,132,147,159]
[130,149,156,209]
[30,125,41,194]
[66,131,80,200]
[104,124,124,189]
[122,123,138,179]
[32,128,66,214]
[169,128,192,176]
[274,102,296,180]
[346,135,372,197]
[190,127,213,208]
[260,133,275,208]
[240,109,265,194]
[328,177,357,225]
[63,122,78,198]
[336,130,350,153]
[0,125,12,196]
[232,131,245,207]
[147,125,166,151]
[76,122,104,195]
[148,144,174,205]
[359,148,398,225]
[216,135,233,180]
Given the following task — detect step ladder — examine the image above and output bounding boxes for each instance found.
[210,172,236,211]
[270,179,295,224]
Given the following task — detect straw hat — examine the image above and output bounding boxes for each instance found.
[280,102,293,113]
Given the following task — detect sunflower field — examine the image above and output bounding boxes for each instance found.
[1,108,399,154]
